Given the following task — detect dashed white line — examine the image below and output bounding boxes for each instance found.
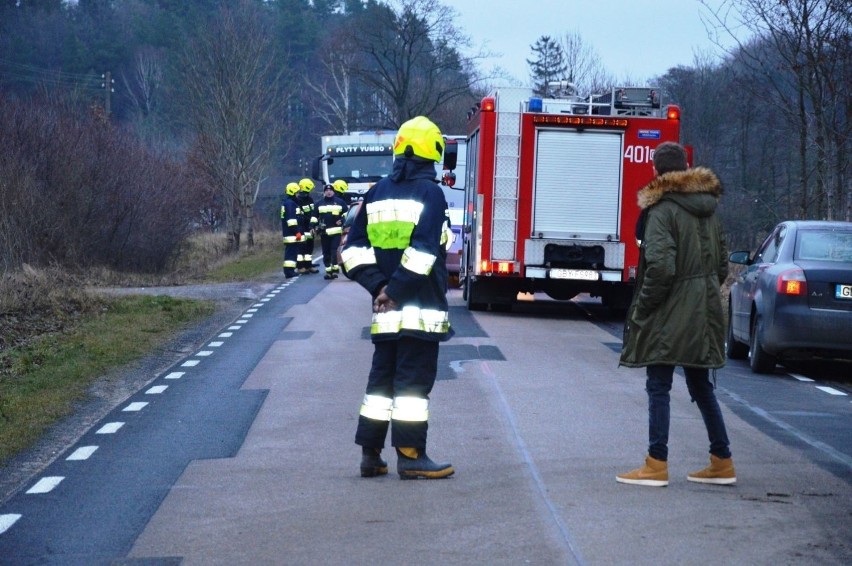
[260,298,271,302]
[165,372,185,380]
[242,313,254,318]
[67,446,98,461]
[815,386,847,396]
[247,308,259,313]
[26,476,64,494]
[123,402,148,412]
[96,422,124,434]
[196,350,213,357]
[208,341,224,348]
[791,374,815,382]
[182,360,200,367]
[227,326,242,330]
[252,303,264,307]
[219,332,233,338]
[237,319,250,324]
[146,385,168,395]
[0,514,21,534]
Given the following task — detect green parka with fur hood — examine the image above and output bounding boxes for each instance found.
[620,167,728,369]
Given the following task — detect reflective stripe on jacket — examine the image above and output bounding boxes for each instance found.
[342,157,453,342]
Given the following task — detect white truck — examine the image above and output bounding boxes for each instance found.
[312,131,396,201]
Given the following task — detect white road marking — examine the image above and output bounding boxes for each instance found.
[237,319,249,324]
[790,374,814,382]
[165,372,185,380]
[260,298,271,302]
[252,303,264,307]
[247,309,259,313]
[815,386,847,396]
[0,514,22,534]
[196,350,213,357]
[27,477,64,494]
[123,402,148,412]
[227,325,242,330]
[182,360,200,367]
[146,385,168,394]
[242,313,254,318]
[219,332,233,338]
[67,446,98,461]
[208,341,224,347]
[96,422,124,434]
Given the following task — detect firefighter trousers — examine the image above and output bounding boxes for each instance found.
[297,239,314,271]
[282,243,298,277]
[320,233,341,273]
[355,337,439,450]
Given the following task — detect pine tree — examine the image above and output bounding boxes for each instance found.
[526,35,567,96]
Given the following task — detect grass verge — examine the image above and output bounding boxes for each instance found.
[0,295,214,465]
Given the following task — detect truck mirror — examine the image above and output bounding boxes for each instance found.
[443,139,458,171]
[311,157,321,179]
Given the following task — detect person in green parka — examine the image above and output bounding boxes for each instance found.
[617,142,736,488]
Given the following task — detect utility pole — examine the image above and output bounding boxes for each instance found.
[101,71,114,116]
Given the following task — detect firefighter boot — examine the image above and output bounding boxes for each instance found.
[360,447,388,478]
[396,447,454,480]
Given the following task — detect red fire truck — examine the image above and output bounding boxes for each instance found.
[461,83,682,310]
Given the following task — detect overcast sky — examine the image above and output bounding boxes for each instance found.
[443,0,744,87]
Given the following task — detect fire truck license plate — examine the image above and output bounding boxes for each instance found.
[549,269,599,281]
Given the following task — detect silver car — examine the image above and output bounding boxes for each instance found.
[727,220,852,373]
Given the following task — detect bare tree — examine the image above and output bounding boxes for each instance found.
[560,31,612,94]
[177,0,289,250]
[346,0,490,127]
[702,0,851,220]
[304,32,359,134]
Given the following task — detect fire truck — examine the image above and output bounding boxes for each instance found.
[461,83,682,310]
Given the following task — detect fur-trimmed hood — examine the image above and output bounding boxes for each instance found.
[637,167,723,217]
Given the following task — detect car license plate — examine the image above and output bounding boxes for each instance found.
[835,283,852,300]
[550,269,599,281]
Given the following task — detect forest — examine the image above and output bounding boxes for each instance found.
[0,0,848,275]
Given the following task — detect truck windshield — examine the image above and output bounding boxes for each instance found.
[327,155,393,183]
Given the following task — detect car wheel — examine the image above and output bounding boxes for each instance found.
[726,311,748,360]
[749,316,777,373]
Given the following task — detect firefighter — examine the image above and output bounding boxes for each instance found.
[341,116,454,480]
[316,182,349,279]
[296,178,319,273]
[280,182,304,279]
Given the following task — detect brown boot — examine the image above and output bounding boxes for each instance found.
[616,455,668,487]
[688,454,736,485]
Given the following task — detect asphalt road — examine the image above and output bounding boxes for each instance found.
[0,273,849,565]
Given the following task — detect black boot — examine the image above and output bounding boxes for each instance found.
[360,447,388,478]
[396,447,454,480]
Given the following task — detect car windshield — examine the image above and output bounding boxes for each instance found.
[795,229,852,262]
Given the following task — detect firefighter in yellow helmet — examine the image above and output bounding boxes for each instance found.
[315,183,349,279]
[332,179,349,204]
[341,116,454,479]
[296,178,319,273]
[280,182,303,278]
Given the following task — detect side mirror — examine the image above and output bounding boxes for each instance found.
[728,251,751,265]
[442,171,456,187]
[311,157,321,179]
[443,139,458,171]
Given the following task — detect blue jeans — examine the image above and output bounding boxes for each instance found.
[646,365,732,461]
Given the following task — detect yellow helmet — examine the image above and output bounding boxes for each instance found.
[285,182,300,196]
[298,178,315,192]
[393,116,444,162]
[332,179,348,194]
